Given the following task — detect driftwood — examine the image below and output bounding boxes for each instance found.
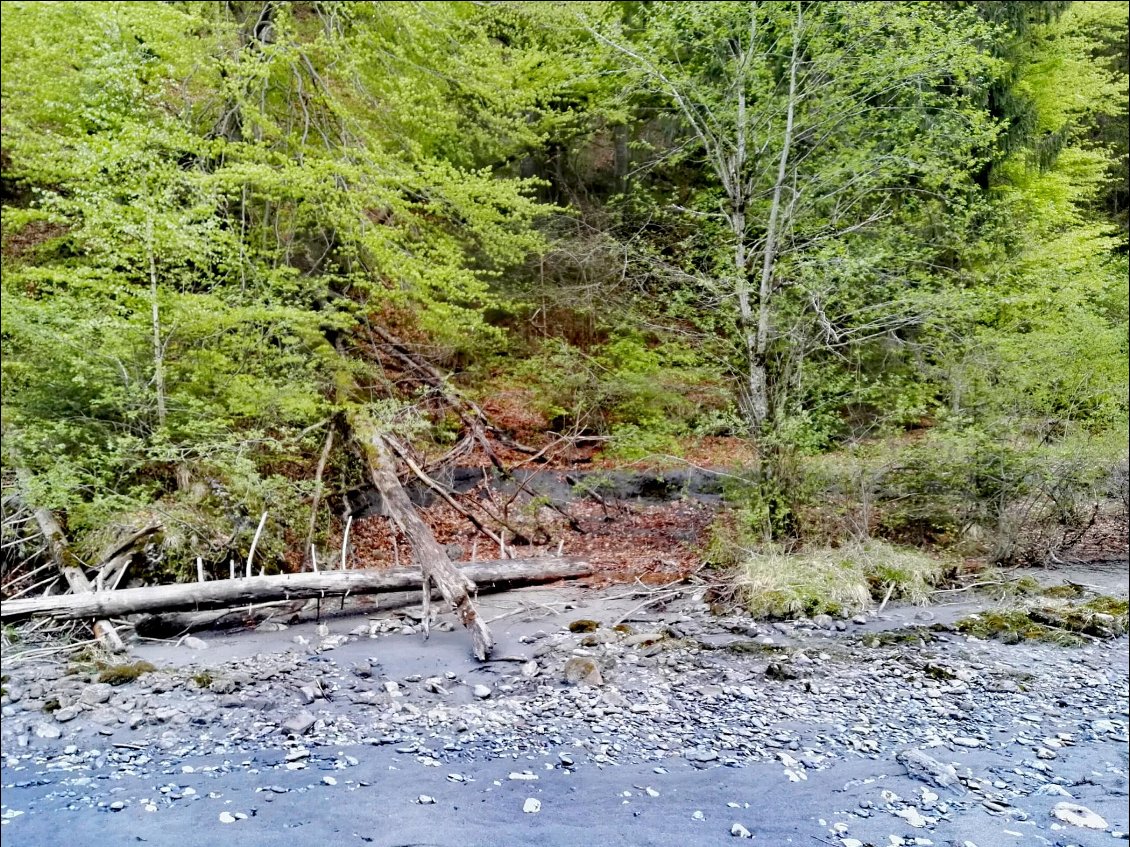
[0,557,593,623]
[25,497,127,652]
[351,414,495,659]
[96,523,162,592]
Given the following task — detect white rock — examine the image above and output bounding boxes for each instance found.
[730,822,752,838]
[182,636,208,650]
[842,840,864,847]
[508,771,538,781]
[218,812,237,823]
[895,807,930,828]
[692,810,705,821]
[473,684,492,699]
[523,798,541,814]
[1052,802,1108,830]
[416,795,436,805]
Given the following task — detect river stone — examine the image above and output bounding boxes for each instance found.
[209,677,238,695]
[182,636,208,651]
[1052,802,1108,829]
[282,711,317,735]
[624,632,665,647]
[685,749,719,763]
[563,657,603,686]
[79,684,113,706]
[54,705,81,723]
[895,748,962,792]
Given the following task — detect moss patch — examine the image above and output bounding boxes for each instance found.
[1042,583,1086,599]
[97,660,157,685]
[956,594,1128,646]
[192,671,214,689]
[861,628,937,648]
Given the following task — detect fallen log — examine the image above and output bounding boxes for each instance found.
[25,493,126,652]
[350,413,495,660]
[0,557,593,622]
[132,577,556,638]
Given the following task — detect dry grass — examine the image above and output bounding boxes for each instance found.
[732,540,946,619]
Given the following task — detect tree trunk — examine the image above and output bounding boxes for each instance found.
[749,7,802,434]
[350,411,495,659]
[0,557,593,623]
[147,232,167,431]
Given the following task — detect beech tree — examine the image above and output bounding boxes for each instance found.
[581,1,1000,438]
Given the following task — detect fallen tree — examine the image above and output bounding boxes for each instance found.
[348,412,497,659]
[132,580,553,638]
[16,468,161,652]
[0,557,593,623]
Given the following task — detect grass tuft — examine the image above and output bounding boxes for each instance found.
[731,540,946,619]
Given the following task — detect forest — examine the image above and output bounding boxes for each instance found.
[1,0,1127,646]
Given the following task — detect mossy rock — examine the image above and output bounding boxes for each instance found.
[956,593,1128,646]
[97,660,157,686]
[1011,576,1043,596]
[568,619,600,633]
[563,657,603,686]
[192,671,215,689]
[1082,596,1129,618]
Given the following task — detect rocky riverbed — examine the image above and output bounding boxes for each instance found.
[2,566,1127,847]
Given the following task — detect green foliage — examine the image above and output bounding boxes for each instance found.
[1,0,555,560]
[0,0,1125,581]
